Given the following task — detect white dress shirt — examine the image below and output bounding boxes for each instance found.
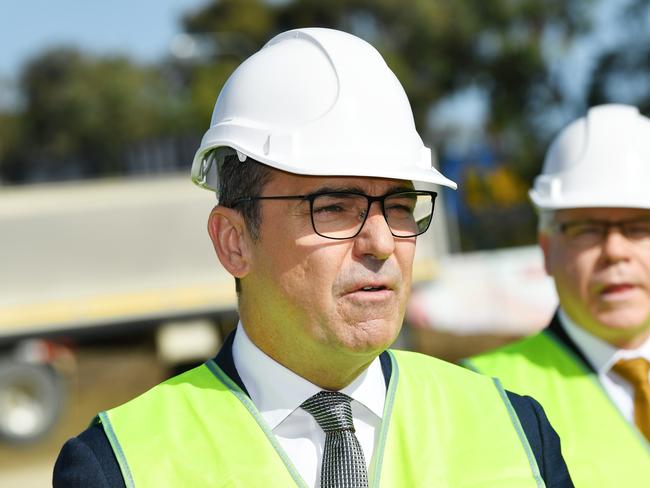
[558,308,650,423]
[231,323,386,487]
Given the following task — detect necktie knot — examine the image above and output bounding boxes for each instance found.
[301,391,355,433]
[613,358,650,387]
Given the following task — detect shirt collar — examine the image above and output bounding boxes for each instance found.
[558,308,650,374]
[232,322,386,430]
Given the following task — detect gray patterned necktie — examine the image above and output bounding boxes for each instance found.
[301,391,369,488]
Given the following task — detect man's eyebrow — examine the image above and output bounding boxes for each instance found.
[310,184,415,194]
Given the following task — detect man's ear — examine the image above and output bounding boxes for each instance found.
[538,232,552,276]
[207,206,252,278]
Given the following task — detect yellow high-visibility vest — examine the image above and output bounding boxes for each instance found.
[466,332,650,487]
[100,350,543,487]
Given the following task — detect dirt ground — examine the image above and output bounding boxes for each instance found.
[0,342,166,487]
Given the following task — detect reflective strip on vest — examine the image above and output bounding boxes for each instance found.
[465,331,650,488]
[99,349,543,487]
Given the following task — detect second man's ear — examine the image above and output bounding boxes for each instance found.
[207,206,252,279]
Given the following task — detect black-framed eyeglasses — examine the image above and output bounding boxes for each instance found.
[556,217,650,248]
[232,190,437,240]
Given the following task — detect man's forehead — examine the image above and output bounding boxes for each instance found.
[264,171,415,194]
[556,207,650,221]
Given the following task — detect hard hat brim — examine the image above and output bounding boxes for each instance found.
[191,144,457,192]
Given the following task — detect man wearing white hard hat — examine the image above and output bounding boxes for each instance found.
[466,104,650,486]
[54,28,571,487]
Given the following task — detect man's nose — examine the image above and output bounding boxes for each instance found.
[601,226,633,262]
[353,202,395,260]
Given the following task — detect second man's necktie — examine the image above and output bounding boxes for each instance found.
[613,357,650,441]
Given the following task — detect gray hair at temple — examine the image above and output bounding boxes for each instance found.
[537,209,556,235]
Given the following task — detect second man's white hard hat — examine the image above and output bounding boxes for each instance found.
[191,27,456,192]
[530,104,650,210]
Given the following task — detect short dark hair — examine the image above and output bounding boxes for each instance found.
[214,148,275,240]
[212,148,275,295]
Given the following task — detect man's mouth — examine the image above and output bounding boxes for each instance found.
[360,285,388,292]
[598,283,637,298]
[342,282,395,300]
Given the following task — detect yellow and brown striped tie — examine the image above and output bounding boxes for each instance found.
[613,357,650,441]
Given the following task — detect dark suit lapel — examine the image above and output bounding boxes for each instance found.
[545,312,595,374]
[214,329,250,396]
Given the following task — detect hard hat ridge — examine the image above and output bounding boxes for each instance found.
[191,27,456,192]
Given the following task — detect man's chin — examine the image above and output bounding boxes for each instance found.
[594,308,648,328]
[590,311,650,346]
[334,321,401,355]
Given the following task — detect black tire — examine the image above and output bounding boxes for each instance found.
[0,361,64,444]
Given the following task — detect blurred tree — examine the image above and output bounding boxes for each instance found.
[2,48,193,182]
[0,0,598,189]
[587,0,650,113]
[0,111,22,182]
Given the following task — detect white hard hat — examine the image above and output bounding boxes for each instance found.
[191,27,456,191]
[530,104,650,210]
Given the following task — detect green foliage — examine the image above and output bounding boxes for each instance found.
[187,61,240,128]
[587,0,650,113]
[2,48,194,180]
[0,0,596,186]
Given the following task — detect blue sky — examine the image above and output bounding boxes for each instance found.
[0,0,209,80]
[0,1,627,86]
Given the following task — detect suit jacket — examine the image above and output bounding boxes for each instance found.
[545,313,595,372]
[54,332,573,487]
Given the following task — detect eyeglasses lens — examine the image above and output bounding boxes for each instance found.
[311,192,434,239]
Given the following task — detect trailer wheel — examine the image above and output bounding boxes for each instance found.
[0,361,63,444]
